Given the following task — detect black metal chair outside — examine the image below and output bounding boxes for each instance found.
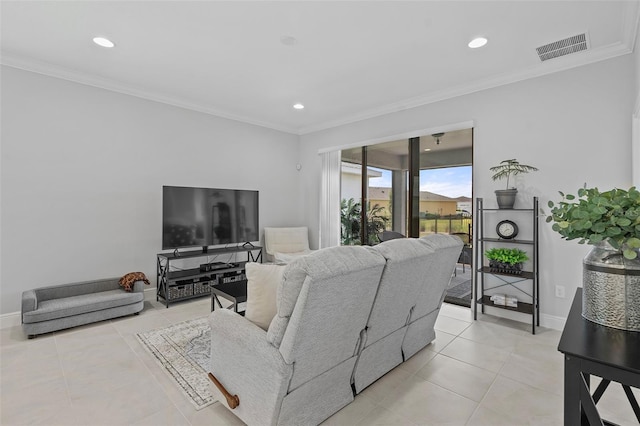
[377,231,406,242]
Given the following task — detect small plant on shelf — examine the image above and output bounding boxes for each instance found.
[485,247,529,275]
[489,159,539,209]
[490,159,539,189]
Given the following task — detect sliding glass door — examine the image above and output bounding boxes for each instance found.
[340,128,472,245]
[419,129,473,242]
[341,140,409,245]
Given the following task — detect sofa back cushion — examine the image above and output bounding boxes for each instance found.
[34,278,121,301]
[412,234,464,319]
[267,246,386,390]
[367,238,437,345]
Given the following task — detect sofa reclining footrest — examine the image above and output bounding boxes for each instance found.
[208,372,240,409]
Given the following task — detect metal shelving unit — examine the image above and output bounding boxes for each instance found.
[473,197,539,334]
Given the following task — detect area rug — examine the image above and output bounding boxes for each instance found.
[137,316,214,410]
[444,279,472,308]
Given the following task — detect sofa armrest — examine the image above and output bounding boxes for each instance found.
[131,280,146,293]
[209,309,292,425]
[21,290,37,320]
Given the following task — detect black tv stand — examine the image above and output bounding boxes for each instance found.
[242,242,255,249]
[156,245,262,307]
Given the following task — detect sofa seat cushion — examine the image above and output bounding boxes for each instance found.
[22,290,143,324]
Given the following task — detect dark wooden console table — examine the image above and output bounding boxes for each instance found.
[558,288,640,425]
[211,280,247,314]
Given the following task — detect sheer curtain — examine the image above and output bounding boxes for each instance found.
[319,150,341,249]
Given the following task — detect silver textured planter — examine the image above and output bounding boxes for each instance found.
[582,242,640,331]
[495,189,517,209]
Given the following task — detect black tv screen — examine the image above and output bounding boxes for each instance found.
[162,186,259,250]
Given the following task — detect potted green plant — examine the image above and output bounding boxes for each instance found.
[547,187,640,259]
[546,186,640,331]
[485,247,529,275]
[490,159,539,209]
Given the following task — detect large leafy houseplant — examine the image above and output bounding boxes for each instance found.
[547,186,640,332]
[546,187,640,260]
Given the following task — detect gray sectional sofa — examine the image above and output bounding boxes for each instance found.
[208,234,463,426]
[21,277,145,338]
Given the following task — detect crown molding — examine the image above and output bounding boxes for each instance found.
[2,23,636,138]
[299,41,633,135]
[0,53,299,135]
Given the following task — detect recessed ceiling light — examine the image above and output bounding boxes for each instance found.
[468,37,488,49]
[424,148,432,152]
[93,37,115,48]
[293,103,304,110]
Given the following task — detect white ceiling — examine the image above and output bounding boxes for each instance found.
[1,1,638,135]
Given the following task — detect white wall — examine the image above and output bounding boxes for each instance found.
[633,27,640,187]
[0,66,300,314]
[635,25,640,99]
[298,55,635,327]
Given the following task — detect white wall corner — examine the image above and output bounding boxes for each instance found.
[624,0,640,53]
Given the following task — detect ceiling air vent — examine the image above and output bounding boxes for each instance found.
[536,33,589,62]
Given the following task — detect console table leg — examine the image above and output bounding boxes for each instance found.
[622,385,640,422]
[564,355,582,425]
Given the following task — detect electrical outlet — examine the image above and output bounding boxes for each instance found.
[555,285,566,298]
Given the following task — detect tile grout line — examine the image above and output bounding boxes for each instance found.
[118,311,194,425]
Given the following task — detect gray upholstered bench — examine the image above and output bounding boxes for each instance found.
[21,277,145,338]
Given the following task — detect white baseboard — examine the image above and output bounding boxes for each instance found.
[0,287,159,331]
[0,311,21,330]
[481,305,566,331]
[539,313,566,331]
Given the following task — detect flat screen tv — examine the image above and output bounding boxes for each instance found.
[162,186,259,250]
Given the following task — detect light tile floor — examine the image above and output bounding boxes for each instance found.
[2,295,639,425]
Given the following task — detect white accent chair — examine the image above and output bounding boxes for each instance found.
[264,227,313,263]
